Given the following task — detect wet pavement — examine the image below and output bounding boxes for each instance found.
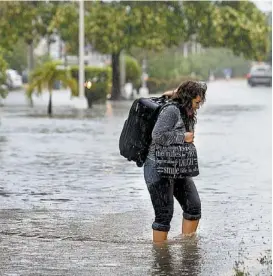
[0,80,271,276]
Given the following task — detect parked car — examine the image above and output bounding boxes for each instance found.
[246,64,272,87]
[6,69,23,90]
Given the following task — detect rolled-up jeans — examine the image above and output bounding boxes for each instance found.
[144,157,201,232]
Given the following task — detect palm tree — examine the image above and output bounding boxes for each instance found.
[26,61,78,115]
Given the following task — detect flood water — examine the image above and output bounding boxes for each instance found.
[0,80,271,276]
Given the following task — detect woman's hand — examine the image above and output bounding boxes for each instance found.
[184,132,194,143]
[162,89,177,98]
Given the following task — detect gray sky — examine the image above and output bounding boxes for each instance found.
[253,1,272,12]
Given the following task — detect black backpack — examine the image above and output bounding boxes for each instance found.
[119,96,169,167]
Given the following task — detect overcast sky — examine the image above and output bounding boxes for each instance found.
[253,1,272,12]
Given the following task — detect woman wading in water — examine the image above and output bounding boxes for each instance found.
[144,80,207,243]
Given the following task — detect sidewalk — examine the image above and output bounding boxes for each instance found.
[1,88,74,107]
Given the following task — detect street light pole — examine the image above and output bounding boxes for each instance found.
[79,0,85,99]
[74,0,87,109]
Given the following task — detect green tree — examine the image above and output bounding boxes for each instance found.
[0,1,39,70]
[36,2,61,52]
[85,1,187,100]
[49,1,270,101]
[3,39,28,73]
[125,55,141,87]
[26,61,77,116]
[50,2,79,55]
[265,11,272,64]
[86,1,270,99]
[0,48,8,99]
[143,47,251,81]
[0,1,60,71]
[181,1,270,60]
[0,2,22,50]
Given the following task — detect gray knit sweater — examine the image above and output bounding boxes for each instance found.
[147,104,194,161]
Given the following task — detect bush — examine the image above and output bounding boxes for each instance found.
[3,39,28,74]
[124,55,141,87]
[0,50,8,99]
[131,47,251,82]
[147,75,201,94]
[70,66,111,106]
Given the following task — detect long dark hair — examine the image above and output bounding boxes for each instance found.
[171,80,207,127]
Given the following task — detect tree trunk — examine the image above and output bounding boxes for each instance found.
[47,37,51,56]
[110,52,121,100]
[27,41,34,72]
[48,90,52,116]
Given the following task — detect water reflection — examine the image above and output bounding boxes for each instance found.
[0,136,8,159]
[152,243,173,276]
[179,237,201,276]
[105,102,113,117]
[151,237,201,276]
[0,136,7,142]
[0,82,271,275]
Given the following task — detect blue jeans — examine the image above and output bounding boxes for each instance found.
[144,157,201,232]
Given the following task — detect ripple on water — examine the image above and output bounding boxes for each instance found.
[0,82,271,276]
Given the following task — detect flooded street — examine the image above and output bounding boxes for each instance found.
[0,80,271,275]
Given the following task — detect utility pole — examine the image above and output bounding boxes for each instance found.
[75,0,87,108]
[79,0,85,99]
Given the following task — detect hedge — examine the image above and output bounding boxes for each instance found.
[124,55,141,87]
[147,76,201,94]
[70,58,141,104]
[70,65,111,106]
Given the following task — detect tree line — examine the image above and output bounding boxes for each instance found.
[0,1,271,100]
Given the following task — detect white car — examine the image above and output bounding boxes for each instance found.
[247,64,272,87]
[6,69,23,90]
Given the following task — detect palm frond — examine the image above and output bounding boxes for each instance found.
[56,69,79,97]
[26,60,79,100]
[26,77,43,98]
